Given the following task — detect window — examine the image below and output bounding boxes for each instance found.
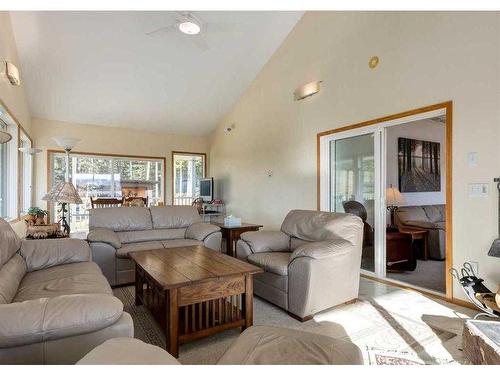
[49,152,165,231]
[172,152,206,205]
[19,131,33,214]
[0,113,18,220]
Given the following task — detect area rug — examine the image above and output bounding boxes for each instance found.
[113,281,471,365]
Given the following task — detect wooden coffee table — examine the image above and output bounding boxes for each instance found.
[129,245,263,357]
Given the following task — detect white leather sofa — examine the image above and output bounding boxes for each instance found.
[87,206,222,286]
[0,218,133,364]
[237,210,363,320]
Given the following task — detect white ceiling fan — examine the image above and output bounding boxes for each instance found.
[146,12,240,51]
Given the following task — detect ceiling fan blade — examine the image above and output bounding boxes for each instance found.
[188,35,209,51]
[146,24,177,36]
[204,22,248,33]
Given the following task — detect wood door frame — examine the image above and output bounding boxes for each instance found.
[317,101,453,300]
[171,151,207,205]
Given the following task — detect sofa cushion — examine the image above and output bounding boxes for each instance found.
[0,294,124,349]
[117,228,186,244]
[247,252,290,276]
[0,255,27,304]
[19,238,91,272]
[161,239,203,248]
[116,241,164,258]
[423,205,445,223]
[395,206,429,224]
[89,207,153,232]
[217,325,364,365]
[13,262,111,302]
[77,337,181,365]
[281,210,362,244]
[150,206,201,229]
[0,218,21,267]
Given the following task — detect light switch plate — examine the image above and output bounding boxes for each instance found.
[468,183,489,197]
[467,152,478,167]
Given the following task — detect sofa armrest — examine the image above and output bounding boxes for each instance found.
[185,222,220,241]
[87,228,121,249]
[20,238,91,272]
[239,231,290,253]
[0,294,124,348]
[290,240,352,261]
[402,220,440,230]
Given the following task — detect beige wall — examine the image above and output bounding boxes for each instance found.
[209,12,500,300]
[32,117,209,208]
[0,11,31,135]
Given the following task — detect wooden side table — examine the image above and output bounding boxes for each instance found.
[214,223,263,257]
[398,227,429,260]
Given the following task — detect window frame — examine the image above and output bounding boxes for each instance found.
[171,151,207,205]
[0,99,31,222]
[19,129,34,214]
[47,149,166,225]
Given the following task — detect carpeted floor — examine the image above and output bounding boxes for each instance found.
[388,259,446,293]
[113,278,474,365]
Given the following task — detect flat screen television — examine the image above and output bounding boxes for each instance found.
[199,177,214,202]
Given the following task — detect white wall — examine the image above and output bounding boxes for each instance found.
[386,118,446,207]
[209,11,500,300]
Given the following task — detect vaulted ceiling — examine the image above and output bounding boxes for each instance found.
[10,11,303,135]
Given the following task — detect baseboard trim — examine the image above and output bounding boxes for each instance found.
[361,274,479,311]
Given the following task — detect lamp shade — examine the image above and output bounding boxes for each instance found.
[42,182,83,204]
[53,136,80,151]
[0,130,12,144]
[386,185,405,206]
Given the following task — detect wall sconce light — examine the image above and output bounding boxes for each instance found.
[5,61,20,86]
[294,81,322,101]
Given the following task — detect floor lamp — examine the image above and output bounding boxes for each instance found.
[42,137,82,235]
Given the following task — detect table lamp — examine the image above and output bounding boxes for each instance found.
[386,184,405,231]
[42,137,82,235]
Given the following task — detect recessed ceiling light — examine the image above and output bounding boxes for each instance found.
[179,21,201,35]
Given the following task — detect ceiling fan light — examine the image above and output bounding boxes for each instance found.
[179,21,200,35]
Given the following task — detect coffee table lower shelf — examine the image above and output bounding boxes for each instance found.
[135,265,254,357]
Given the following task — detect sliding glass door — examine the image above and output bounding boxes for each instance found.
[328,133,379,272]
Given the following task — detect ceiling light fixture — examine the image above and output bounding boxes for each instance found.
[179,21,201,35]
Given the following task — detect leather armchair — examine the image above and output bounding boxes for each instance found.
[0,219,133,364]
[237,210,363,320]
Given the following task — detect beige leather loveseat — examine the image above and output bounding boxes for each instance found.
[236,210,363,320]
[87,206,222,286]
[0,219,133,364]
[394,204,446,260]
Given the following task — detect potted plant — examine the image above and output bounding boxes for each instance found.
[27,207,48,225]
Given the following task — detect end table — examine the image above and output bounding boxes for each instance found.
[213,223,263,257]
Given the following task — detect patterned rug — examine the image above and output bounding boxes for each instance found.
[113,281,471,365]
